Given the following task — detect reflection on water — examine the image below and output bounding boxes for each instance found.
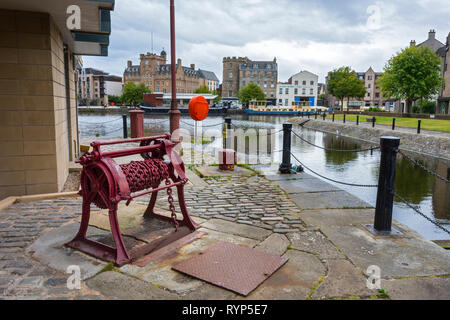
[79,113,450,240]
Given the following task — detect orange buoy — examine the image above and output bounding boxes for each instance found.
[188,96,209,121]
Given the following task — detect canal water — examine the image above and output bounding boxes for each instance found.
[79,113,450,241]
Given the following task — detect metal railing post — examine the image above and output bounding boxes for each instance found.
[417,120,421,134]
[356,115,359,125]
[332,112,335,122]
[374,136,400,233]
[314,112,317,120]
[122,114,128,139]
[343,114,346,123]
[224,118,232,149]
[279,123,293,174]
[372,116,376,128]
[392,118,396,131]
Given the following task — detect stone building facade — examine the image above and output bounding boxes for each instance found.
[123,51,218,94]
[325,67,391,111]
[436,33,450,115]
[276,70,318,107]
[0,1,115,199]
[222,57,278,102]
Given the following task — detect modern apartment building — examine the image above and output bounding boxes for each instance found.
[222,57,278,103]
[78,68,122,105]
[276,71,318,107]
[0,1,115,199]
[123,50,218,94]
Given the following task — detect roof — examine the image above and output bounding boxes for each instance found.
[239,61,278,71]
[84,68,109,76]
[198,69,219,82]
[124,65,141,75]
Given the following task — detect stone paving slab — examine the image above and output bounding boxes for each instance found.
[276,178,341,194]
[119,227,260,294]
[312,259,377,299]
[241,250,326,300]
[196,165,254,177]
[201,218,273,241]
[26,223,107,280]
[255,233,290,256]
[287,231,343,259]
[289,190,372,210]
[380,277,450,300]
[299,208,450,278]
[86,271,178,300]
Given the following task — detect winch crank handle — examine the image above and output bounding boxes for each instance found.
[163,139,187,181]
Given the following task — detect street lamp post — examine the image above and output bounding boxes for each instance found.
[169,0,180,139]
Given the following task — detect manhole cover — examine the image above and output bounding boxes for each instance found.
[172,241,288,296]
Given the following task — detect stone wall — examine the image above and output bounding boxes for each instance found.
[290,118,450,160]
[0,10,78,199]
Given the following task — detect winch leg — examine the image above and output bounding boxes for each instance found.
[176,183,197,230]
[143,188,159,218]
[75,199,91,239]
[108,204,131,265]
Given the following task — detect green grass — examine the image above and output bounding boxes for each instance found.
[332,114,450,132]
[191,137,212,144]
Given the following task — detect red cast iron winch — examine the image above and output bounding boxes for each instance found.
[66,134,198,266]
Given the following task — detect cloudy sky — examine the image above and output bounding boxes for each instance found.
[83,0,450,83]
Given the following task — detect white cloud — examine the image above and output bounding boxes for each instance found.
[82,0,450,84]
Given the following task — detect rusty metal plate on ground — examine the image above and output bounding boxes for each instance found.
[172,241,288,296]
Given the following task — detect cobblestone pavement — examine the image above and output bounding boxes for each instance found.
[0,198,108,300]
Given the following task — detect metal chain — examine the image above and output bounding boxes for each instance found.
[393,192,450,235]
[290,151,379,188]
[165,177,179,231]
[398,150,450,184]
[79,117,123,125]
[180,120,223,128]
[291,130,380,153]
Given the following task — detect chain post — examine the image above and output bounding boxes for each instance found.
[372,116,376,128]
[417,120,421,134]
[343,113,346,123]
[332,112,335,122]
[279,123,293,174]
[392,118,396,131]
[374,136,400,233]
[224,117,232,149]
[356,115,359,125]
[122,114,128,139]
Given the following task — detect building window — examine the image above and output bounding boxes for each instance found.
[294,88,298,95]
[375,92,380,98]
[242,81,246,86]
[229,72,233,78]
[310,88,313,95]
[310,81,314,85]
[279,88,283,95]
[229,90,233,96]
[285,88,289,94]
[302,89,306,95]
[264,81,267,88]
[145,61,149,65]
[368,84,371,88]
[157,88,160,92]
[367,75,372,80]
[278,99,282,105]
[285,99,289,106]
[230,63,232,68]
[271,81,274,88]
[294,81,298,85]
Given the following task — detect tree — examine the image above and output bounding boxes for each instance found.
[238,83,266,106]
[377,46,443,113]
[194,85,211,94]
[327,67,366,110]
[121,82,151,106]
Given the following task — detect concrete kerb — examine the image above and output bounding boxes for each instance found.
[0,191,80,211]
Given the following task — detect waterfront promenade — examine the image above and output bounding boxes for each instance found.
[0,139,448,300]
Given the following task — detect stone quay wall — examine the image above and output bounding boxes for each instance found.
[289,118,450,161]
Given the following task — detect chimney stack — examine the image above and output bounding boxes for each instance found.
[410,40,416,47]
[190,64,195,70]
[429,29,436,40]
[127,60,132,68]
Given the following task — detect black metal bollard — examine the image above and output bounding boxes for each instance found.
[315,113,317,120]
[122,114,128,139]
[372,117,376,128]
[224,118,232,149]
[332,112,335,122]
[343,114,346,123]
[279,123,293,174]
[417,120,421,134]
[308,113,310,119]
[392,118,396,131]
[357,115,359,126]
[322,113,326,121]
[374,136,400,233]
